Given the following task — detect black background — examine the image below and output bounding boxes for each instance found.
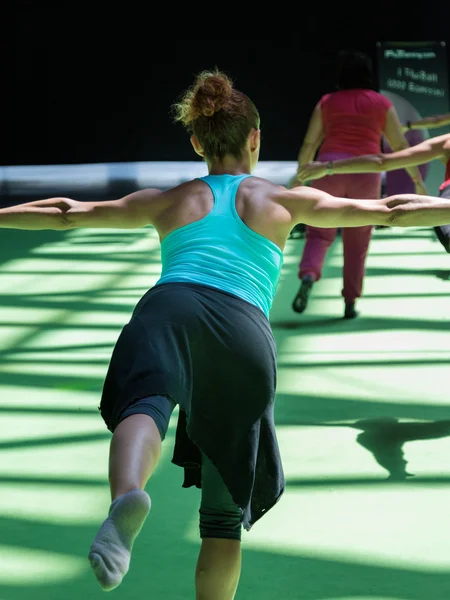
[7,3,450,166]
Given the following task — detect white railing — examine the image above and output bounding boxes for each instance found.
[0,161,298,198]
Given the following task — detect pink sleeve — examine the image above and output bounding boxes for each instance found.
[375,91,393,111]
[318,94,330,108]
[377,92,393,130]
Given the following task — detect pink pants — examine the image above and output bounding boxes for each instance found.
[299,153,382,303]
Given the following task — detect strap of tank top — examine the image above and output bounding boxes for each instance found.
[198,174,253,217]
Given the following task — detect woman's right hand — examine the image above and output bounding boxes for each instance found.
[296,161,327,183]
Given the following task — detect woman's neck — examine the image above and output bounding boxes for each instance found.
[207,156,252,176]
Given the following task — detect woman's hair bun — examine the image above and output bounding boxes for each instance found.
[192,70,233,118]
[173,69,234,125]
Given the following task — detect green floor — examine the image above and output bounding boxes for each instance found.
[1,225,450,599]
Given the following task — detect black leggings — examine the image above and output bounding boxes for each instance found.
[117,395,242,541]
[434,184,450,253]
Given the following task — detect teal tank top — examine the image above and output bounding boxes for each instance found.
[155,174,284,317]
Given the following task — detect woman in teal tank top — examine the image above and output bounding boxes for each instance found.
[3,70,450,599]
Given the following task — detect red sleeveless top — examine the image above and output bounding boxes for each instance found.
[441,160,450,190]
[318,89,392,156]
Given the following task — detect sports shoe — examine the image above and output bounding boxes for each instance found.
[292,277,314,313]
[344,302,359,319]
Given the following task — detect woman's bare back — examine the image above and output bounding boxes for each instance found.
[151,176,294,251]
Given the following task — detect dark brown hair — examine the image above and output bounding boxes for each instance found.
[336,50,375,90]
[173,69,260,161]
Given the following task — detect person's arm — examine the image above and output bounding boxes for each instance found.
[277,185,450,229]
[297,134,449,182]
[296,103,325,170]
[404,112,450,131]
[0,189,162,230]
[383,106,427,192]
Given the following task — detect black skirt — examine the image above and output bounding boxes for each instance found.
[99,282,285,531]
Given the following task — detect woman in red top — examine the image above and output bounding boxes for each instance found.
[293,50,426,319]
[298,132,450,251]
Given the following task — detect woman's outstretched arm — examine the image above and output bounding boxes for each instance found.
[277,184,450,229]
[297,133,450,183]
[404,112,450,131]
[0,189,162,230]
